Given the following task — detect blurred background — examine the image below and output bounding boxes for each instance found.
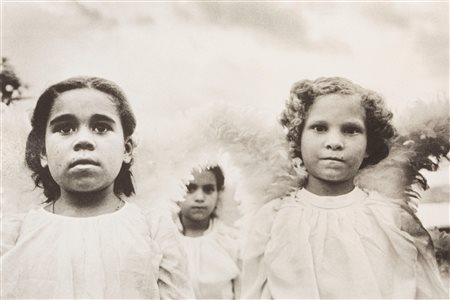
[2,2,448,229]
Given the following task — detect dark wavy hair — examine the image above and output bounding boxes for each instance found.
[280,77,396,169]
[206,165,225,192]
[25,76,137,203]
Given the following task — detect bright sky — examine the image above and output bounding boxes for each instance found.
[3,1,449,122]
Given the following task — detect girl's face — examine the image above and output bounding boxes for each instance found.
[40,88,132,195]
[179,170,219,222]
[300,94,368,195]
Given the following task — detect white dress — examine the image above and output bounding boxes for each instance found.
[241,187,448,299]
[179,218,240,299]
[1,202,194,299]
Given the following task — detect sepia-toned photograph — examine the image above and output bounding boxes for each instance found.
[1,1,449,298]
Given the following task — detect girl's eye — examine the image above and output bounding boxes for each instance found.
[186,183,198,193]
[202,184,216,195]
[343,126,363,135]
[55,124,76,135]
[93,124,111,134]
[311,125,327,133]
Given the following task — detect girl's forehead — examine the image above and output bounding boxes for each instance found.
[307,94,365,120]
[50,89,119,118]
[314,93,361,103]
[191,170,217,185]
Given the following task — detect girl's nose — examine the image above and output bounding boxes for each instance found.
[194,190,205,202]
[73,128,95,151]
[325,131,344,150]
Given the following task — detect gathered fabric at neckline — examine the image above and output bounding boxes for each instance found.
[38,201,130,221]
[293,187,368,209]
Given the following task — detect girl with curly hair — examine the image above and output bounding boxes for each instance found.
[1,76,194,299]
[241,77,447,298]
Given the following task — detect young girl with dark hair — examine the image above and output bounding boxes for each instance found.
[1,76,193,299]
[178,166,240,299]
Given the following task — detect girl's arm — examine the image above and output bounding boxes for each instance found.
[240,199,280,299]
[231,257,242,299]
[241,248,270,298]
[399,204,448,298]
[146,210,195,299]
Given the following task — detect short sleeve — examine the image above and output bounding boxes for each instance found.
[1,213,25,256]
[241,199,281,299]
[145,209,195,299]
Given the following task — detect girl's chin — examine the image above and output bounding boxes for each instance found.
[189,212,212,221]
[307,174,356,191]
[64,183,114,194]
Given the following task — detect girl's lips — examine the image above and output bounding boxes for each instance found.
[191,206,207,210]
[321,157,344,162]
[69,159,100,168]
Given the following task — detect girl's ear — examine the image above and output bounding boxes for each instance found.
[123,137,133,164]
[40,152,48,168]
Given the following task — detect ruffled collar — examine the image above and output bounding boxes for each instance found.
[294,187,368,209]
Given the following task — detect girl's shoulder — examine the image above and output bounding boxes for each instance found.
[363,188,404,205]
[252,197,284,224]
[247,193,298,235]
[212,218,239,242]
[242,197,289,260]
[2,205,45,231]
[1,211,29,256]
[210,219,241,261]
[362,188,432,240]
[137,205,179,240]
[2,211,28,231]
[257,191,298,215]
[363,188,422,226]
[248,190,303,229]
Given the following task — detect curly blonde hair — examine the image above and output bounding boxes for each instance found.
[280,77,396,169]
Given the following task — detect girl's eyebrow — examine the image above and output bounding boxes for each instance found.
[48,114,76,126]
[342,120,365,127]
[306,119,327,125]
[49,114,116,126]
[91,114,116,124]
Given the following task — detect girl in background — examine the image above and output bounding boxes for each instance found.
[241,77,447,299]
[178,165,240,299]
[1,76,193,299]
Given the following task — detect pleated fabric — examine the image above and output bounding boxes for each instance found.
[241,187,447,299]
[180,218,240,299]
[1,202,194,299]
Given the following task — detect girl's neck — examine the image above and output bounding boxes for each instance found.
[51,186,124,217]
[180,215,211,237]
[305,177,355,196]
